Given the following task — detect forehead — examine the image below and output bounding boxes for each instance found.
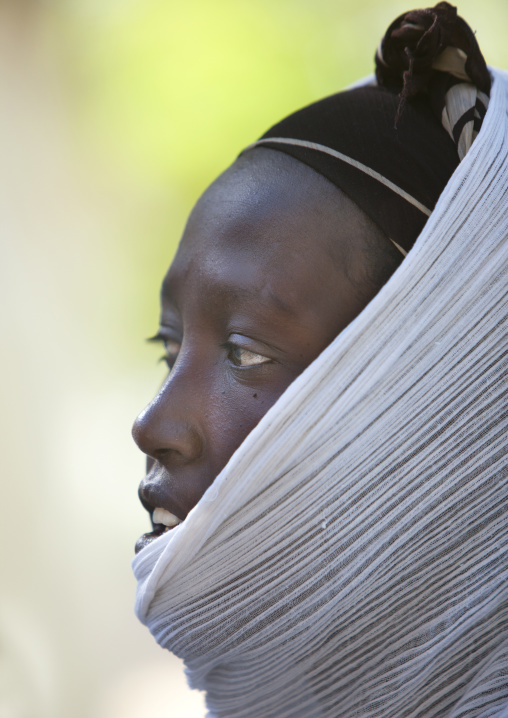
[161,149,372,333]
[180,152,336,250]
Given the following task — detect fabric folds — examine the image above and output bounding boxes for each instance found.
[133,69,508,718]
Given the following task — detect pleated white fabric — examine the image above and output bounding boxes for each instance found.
[133,68,508,718]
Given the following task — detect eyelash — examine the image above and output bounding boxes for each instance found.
[147,332,180,370]
[159,341,181,370]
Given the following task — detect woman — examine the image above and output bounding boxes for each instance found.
[132,4,508,716]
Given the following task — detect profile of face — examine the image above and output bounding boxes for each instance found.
[132,148,400,552]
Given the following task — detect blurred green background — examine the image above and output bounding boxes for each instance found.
[1,1,506,716]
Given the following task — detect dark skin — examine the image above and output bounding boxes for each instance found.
[132,148,400,552]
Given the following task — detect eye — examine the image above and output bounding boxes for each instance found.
[159,339,181,370]
[148,332,181,370]
[227,343,271,367]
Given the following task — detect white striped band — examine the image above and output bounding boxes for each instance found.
[245,136,432,217]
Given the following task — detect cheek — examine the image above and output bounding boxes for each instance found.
[204,371,293,477]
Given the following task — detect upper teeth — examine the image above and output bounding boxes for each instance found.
[153,507,182,528]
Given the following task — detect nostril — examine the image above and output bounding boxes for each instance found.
[153,448,171,459]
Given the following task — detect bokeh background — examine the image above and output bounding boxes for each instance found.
[1,1,506,716]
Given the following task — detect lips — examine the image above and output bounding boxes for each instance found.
[135,470,187,554]
[135,505,183,554]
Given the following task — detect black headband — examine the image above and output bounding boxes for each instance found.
[247,87,459,254]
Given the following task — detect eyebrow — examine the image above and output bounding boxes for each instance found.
[161,276,297,317]
[224,286,295,315]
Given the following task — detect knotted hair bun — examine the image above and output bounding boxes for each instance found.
[376,2,491,127]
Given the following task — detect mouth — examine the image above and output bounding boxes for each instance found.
[135,506,184,554]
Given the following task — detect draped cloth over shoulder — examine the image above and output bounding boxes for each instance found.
[132,67,508,718]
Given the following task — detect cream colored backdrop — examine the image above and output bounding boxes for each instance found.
[1,1,506,717]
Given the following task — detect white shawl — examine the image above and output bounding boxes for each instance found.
[133,69,508,718]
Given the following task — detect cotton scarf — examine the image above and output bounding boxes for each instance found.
[132,3,508,709]
[132,63,508,716]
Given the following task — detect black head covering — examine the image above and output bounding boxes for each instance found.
[245,2,490,255]
[254,87,458,253]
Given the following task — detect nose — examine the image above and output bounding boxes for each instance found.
[132,378,205,464]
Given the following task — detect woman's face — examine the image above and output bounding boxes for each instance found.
[133,149,386,552]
